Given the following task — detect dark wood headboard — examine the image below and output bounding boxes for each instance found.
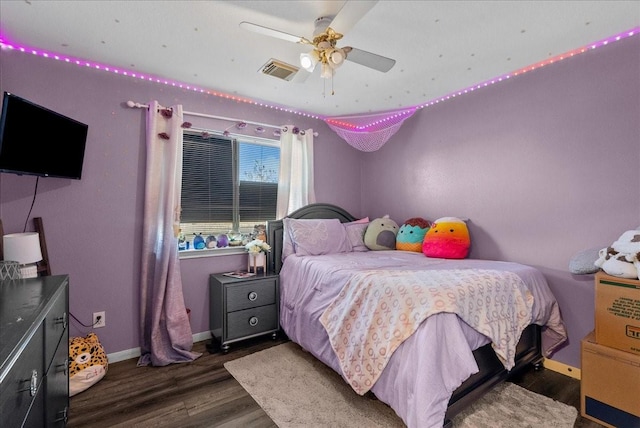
[266,203,357,274]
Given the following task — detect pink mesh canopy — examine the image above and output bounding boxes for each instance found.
[324,108,417,152]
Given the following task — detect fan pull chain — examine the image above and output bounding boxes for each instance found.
[321,74,336,97]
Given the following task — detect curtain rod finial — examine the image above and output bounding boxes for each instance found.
[127,100,148,109]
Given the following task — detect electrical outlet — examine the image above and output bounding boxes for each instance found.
[93,311,106,328]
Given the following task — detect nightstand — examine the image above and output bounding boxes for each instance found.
[209,272,279,353]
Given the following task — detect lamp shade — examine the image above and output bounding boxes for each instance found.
[3,232,43,264]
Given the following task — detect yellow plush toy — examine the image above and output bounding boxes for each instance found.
[422,217,470,259]
[69,333,108,396]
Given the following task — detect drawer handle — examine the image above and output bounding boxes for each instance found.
[18,370,38,397]
[249,316,259,327]
[57,358,69,376]
[55,312,68,329]
[55,406,69,423]
[248,291,258,301]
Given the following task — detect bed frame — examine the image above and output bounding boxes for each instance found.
[267,203,543,426]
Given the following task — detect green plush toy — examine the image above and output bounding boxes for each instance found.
[364,215,399,250]
[396,217,431,252]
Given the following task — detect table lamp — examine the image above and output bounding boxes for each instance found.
[3,232,43,278]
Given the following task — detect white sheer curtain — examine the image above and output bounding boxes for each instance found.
[138,101,201,366]
[276,126,316,219]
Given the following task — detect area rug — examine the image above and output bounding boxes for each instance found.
[224,342,578,427]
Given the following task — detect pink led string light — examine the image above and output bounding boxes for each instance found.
[1,26,638,149]
[0,34,320,121]
[322,26,638,151]
[413,27,639,114]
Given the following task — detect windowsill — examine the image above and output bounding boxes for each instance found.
[178,246,246,259]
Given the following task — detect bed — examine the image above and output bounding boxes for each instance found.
[266,203,567,428]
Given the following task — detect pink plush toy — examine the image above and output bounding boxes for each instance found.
[422,217,470,259]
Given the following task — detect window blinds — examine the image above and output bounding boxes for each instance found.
[181,132,278,230]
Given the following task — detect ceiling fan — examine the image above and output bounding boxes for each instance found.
[239,0,396,81]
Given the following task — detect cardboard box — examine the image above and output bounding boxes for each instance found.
[581,332,640,428]
[595,271,640,355]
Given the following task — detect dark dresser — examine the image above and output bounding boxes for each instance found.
[0,275,69,427]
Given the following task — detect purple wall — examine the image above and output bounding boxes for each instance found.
[1,35,638,369]
[0,49,363,358]
[361,36,640,367]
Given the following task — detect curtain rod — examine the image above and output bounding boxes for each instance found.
[187,125,280,146]
[126,100,281,130]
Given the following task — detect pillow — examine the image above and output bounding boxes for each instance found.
[284,218,352,256]
[351,217,370,224]
[422,217,470,259]
[364,215,399,250]
[344,221,369,252]
[282,221,295,261]
[396,217,431,252]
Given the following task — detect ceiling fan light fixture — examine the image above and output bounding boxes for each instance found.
[320,62,334,79]
[300,51,319,72]
[329,48,346,67]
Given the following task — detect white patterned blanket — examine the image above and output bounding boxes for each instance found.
[319,268,534,395]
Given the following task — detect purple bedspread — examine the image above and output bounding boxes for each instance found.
[278,251,567,428]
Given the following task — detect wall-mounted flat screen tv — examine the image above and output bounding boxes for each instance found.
[0,92,88,180]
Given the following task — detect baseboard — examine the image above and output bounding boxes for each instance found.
[192,331,212,344]
[107,347,140,364]
[106,331,212,364]
[543,358,581,380]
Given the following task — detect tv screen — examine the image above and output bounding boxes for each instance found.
[0,92,88,180]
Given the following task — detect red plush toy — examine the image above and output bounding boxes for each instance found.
[422,217,470,259]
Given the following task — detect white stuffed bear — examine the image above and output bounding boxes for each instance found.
[612,230,640,254]
[594,229,640,280]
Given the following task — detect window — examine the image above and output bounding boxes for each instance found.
[179,131,279,250]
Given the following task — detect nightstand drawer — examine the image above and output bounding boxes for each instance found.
[226,279,276,312]
[226,304,278,340]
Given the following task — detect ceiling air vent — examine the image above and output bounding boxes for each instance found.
[260,59,299,81]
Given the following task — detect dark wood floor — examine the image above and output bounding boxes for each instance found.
[67,336,604,428]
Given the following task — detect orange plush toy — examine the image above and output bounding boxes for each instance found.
[422,217,470,259]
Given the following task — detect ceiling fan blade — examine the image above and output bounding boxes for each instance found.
[239,21,309,44]
[328,0,378,35]
[346,47,396,73]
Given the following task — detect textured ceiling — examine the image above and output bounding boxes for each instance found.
[0,1,639,118]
